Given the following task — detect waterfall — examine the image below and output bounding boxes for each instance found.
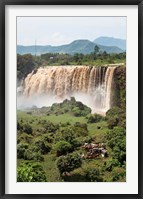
[19,66,116,115]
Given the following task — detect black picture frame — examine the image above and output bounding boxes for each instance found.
[0,0,143,198]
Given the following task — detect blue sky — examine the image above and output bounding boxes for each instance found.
[17,17,126,46]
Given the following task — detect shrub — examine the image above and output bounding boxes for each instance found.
[24,149,44,161]
[62,167,86,182]
[54,141,73,156]
[111,168,126,182]
[85,168,103,182]
[104,159,120,172]
[23,123,33,134]
[17,142,29,159]
[17,161,47,182]
[54,127,75,143]
[17,121,23,131]
[73,122,88,137]
[72,107,81,117]
[34,138,51,155]
[17,133,33,144]
[56,152,82,174]
[106,106,126,129]
[87,114,104,123]
[106,127,126,165]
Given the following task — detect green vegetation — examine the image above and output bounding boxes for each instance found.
[17,161,47,182]
[17,54,36,81]
[17,96,126,182]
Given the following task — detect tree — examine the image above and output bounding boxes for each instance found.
[106,127,126,165]
[34,138,51,155]
[54,141,73,156]
[23,123,33,134]
[17,54,35,80]
[56,152,82,174]
[85,168,103,182]
[17,142,29,159]
[17,162,47,182]
[94,45,100,56]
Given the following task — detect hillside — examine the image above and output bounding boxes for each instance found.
[17,96,126,182]
[17,39,124,55]
[94,37,126,51]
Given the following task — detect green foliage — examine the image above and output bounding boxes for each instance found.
[56,152,82,174]
[20,52,126,67]
[39,120,59,134]
[54,127,81,149]
[106,106,125,129]
[17,54,36,80]
[112,168,126,182]
[72,102,91,117]
[85,168,103,182]
[104,159,119,172]
[34,138,51,155]
[17,142,29,159]
[24,149,44,161]
[62,167,86,182]
[73,122,88,137]
[23,123,33,134]
[17,162,47,182]
[54,141,73,156]
[17,133,33,144]
[47,97,91,117]
[106,127,126,165]
[17,141,44,161]
[87,114,104,123]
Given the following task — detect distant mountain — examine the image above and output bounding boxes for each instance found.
[17,39,124,55]
[94,37,126,51]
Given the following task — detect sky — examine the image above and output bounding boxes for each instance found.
[17,17,126,46]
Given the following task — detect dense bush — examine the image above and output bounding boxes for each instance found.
[106,127,126,165]
[56,152,82,174]
[62,167,86,182]
[106,106,126,129]
[73,122,88,137]
[17,133,33,144]
[85,168,103,182]
[72,105,91,117]
[34,138,51,155]
[17,161,47,182]
[17,142,29,159]
[41,120,59,134]
[104,159,120,172]
[23,123,33,134]
[87,114,104,123]
[111,168,126,182]
[24,149,44,161]
[47,97,91,117]
[17,54,36,81]
[54,141,73,156]
[17,141,44,161]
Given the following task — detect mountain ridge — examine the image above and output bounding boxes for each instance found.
[17,38,125,55]
[93,36,126,51]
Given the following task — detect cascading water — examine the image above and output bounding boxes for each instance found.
[18,65,116,115]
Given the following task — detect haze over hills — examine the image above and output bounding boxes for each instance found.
[17,37,125,55]
[93,36,126,51]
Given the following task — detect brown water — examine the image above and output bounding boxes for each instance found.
[19,65,116,115]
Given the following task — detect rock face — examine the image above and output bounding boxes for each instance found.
[19,65,126,115]
[112,66,126,109]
